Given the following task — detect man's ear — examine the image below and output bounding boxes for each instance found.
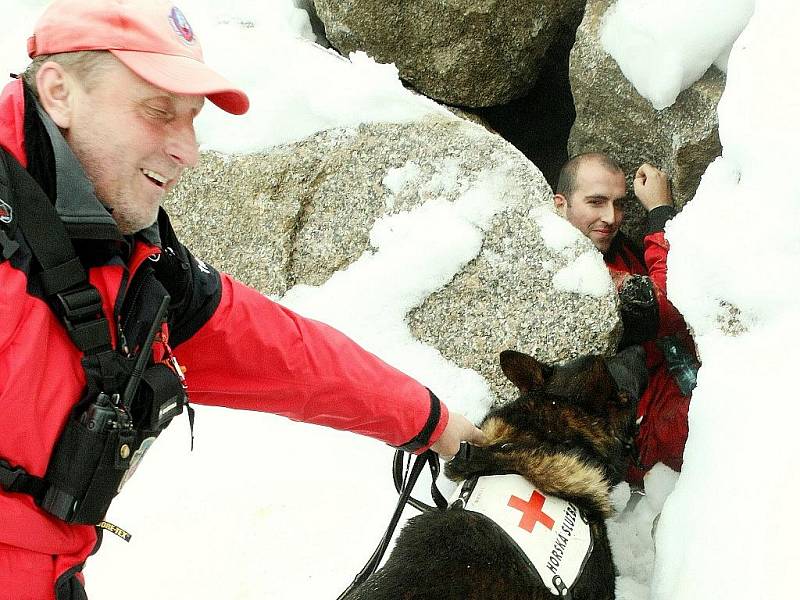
[553,193,567,216]
[35,61,76,130]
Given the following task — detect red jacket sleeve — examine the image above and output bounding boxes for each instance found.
[643,206,690,339]
[173,273,449,452]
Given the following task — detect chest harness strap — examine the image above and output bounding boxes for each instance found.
[0,151,183,524]
[0,151,112,503]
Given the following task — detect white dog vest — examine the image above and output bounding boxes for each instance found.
[449,474,593,597]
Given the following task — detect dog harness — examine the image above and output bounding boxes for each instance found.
[449,474,593,598]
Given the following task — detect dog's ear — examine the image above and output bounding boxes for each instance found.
[500,350,552,393]
[581,359,618,412]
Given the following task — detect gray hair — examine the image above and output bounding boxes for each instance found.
[22,50,117,99]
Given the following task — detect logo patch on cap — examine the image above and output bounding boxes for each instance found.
[0,198,12,224]
[169,6,195,45]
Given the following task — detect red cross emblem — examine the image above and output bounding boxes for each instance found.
[508,490,554,533]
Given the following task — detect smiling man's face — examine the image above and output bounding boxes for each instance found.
[58,56,204,234]
[554,159,627,253]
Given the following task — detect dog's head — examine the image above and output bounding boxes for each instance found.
[445,347,646,495]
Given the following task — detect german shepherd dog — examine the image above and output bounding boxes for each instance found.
[345,346,646,600]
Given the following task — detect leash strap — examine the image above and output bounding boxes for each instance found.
[337,449,445,599]
[392,448,448,513]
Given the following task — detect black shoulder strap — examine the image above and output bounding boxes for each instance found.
[0,149,115,502]
[0,151,20,259]
[0,150,111,354]
[1,151,82,291]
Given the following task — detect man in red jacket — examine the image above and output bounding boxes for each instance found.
[553,153,698,485]
[0,1,485,598]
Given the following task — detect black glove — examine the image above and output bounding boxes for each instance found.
[606,344,648,401]
[618,275,659,349]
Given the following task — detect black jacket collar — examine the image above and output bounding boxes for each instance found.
[24,84,160,247]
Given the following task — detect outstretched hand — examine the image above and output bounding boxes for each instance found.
[430,412,487,461]
[634,163,673,211]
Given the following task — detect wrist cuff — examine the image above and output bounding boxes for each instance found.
[397,390,442,453]
[647,205,677,233]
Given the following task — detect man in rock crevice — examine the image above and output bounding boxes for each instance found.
[554,153,697,484]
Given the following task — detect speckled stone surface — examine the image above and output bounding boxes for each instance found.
[165,150,309,296]
[568,0,724,239]
[409,205,620,402]
[166,117,619,402]
[313,0,585,107]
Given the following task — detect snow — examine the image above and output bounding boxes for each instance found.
[382,161,422,199]
[184,0,453,153]
[534,207,614,298]
[194,45,453,154]
[601,0,754,109]
[654,2,800,598]
[552,251,614,298]
[1,0,798,598]
[607,466,679,595]
[281,167,515,425]
[535,206,586,252]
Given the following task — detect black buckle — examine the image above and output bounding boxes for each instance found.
[0,459,25,491]
[454,441,472,462]
[55,286,111,352]
[0,229,19,260]
[56,286,103,323]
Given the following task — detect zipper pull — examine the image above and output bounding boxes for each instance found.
[159,331,188,391]
[159,328,195,451]
[117,315,130,356]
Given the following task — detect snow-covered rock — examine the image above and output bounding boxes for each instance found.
[167,118,620,401]
[569,0,724,236]
[313,0,584,107]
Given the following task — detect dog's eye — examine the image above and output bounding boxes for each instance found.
[500,443,515,451]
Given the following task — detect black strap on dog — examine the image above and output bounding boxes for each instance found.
[337,449,447,599]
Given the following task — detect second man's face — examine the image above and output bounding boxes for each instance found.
[555,162,627,253]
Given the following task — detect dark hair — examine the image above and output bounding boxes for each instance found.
[556,153,624,200]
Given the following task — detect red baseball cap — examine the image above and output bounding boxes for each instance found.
[27,0,249,115]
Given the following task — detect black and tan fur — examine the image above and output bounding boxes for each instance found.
[345,349,643,600]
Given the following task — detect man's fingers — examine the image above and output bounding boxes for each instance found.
[633,163,673,209]
[429,413,486,458]
[468,426,488,446]
[639,163,668,184]
[638,162,656,175]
